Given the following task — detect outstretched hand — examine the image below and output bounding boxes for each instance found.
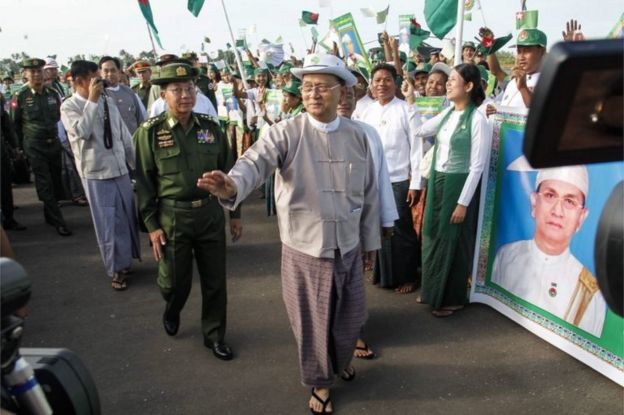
[197,171,238,199]
[562,19,584,41]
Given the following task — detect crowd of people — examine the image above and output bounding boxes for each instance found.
[0,16,594,414]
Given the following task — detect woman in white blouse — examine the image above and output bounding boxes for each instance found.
[414,64,492,317]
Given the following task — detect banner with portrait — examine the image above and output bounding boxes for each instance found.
[470,107,624,386]
[332,13,372,72]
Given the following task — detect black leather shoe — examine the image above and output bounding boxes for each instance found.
[56,225,72,236]
[163,311,179,336]
[206,341,233,361]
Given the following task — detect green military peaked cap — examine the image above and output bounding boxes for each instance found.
[208,64,219,72]
[462,41,477,50]
[151,63,199,85]
[254,67,269,76]
[21,58,46,69]
[282,79,302,97]
[514,28,547,47]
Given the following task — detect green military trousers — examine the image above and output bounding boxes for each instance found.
[23,138,67,227]
[158,198,227,343]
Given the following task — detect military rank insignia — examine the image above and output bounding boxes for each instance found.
[156,128,174,148]
[197,129,215,144]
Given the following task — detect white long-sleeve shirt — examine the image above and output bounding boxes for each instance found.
[356,97,422,190]
[60,93,134,180]
[353,119,399,228]
[413,106,492,206]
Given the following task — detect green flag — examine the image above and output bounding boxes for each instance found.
[464,12,472,22]
[424,0,458,40]
[137,0,163,48]
[187,0,205,17]
[409,19,430,51]
[376,5,390,24]
[516,10,538,30]
[301,11,319,25]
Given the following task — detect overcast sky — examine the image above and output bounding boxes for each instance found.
[0,0,621,64]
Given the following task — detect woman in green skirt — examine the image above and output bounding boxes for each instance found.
[413,64,492,317]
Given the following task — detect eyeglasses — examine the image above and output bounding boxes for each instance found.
[300,83,341,94]
[166,86,196,96]
[537,191,584,210]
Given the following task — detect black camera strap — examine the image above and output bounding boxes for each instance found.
[102,97,113,150]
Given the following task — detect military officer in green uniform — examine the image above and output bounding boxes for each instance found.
[131,60,152,109]
[181,52,218,111]
[133,62,242,361]
[11,58,71,236]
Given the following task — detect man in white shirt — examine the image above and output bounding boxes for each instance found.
[60,60,140,290]
[337,83,398,360]
[357,63,422,294]
[492,166,607,337]
[499,29,546,108]
[99,56,147,134]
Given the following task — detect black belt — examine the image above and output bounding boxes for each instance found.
[160,197,213,209]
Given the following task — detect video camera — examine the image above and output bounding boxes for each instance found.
[1,258,101,414]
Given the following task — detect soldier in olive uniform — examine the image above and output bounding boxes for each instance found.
[182,52,218,111]
[131,60,152,110]
[11,58,71,236]
[133,62,242,361]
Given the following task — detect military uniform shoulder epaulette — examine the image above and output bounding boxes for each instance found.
[140,112,167,129]
[196,113,220,126]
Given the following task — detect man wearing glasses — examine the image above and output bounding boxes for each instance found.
[197,54,380,414]
[133,62,242,360]
[492,165,607,337]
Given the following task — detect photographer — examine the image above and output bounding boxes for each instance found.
[60,60,140,291]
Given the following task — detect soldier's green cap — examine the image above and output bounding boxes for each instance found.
[477,65,489,82]
[208,64,219,72]
[282,79,302,97]
[21,58,46,69]
[514,28,547,47]
[254,68,269,76]
[414,63,432,75]
[348,66,370,83]
[181,52,198,61]
[151,63,199,85]
[462,41,477,50]
[2,73,13,81]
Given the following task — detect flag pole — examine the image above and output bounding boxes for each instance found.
[220,0,249,90]
[146,23,158,59]
[453,0,466,66]
[476,0,488,27]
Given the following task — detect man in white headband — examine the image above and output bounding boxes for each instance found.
[492,165,607,337]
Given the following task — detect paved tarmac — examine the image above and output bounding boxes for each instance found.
[6,183,623,415]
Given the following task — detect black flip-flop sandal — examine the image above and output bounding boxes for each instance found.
[111,275,127,291]
[354,343,376,360]
[310,388,332,414]
[340,366,356,381]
